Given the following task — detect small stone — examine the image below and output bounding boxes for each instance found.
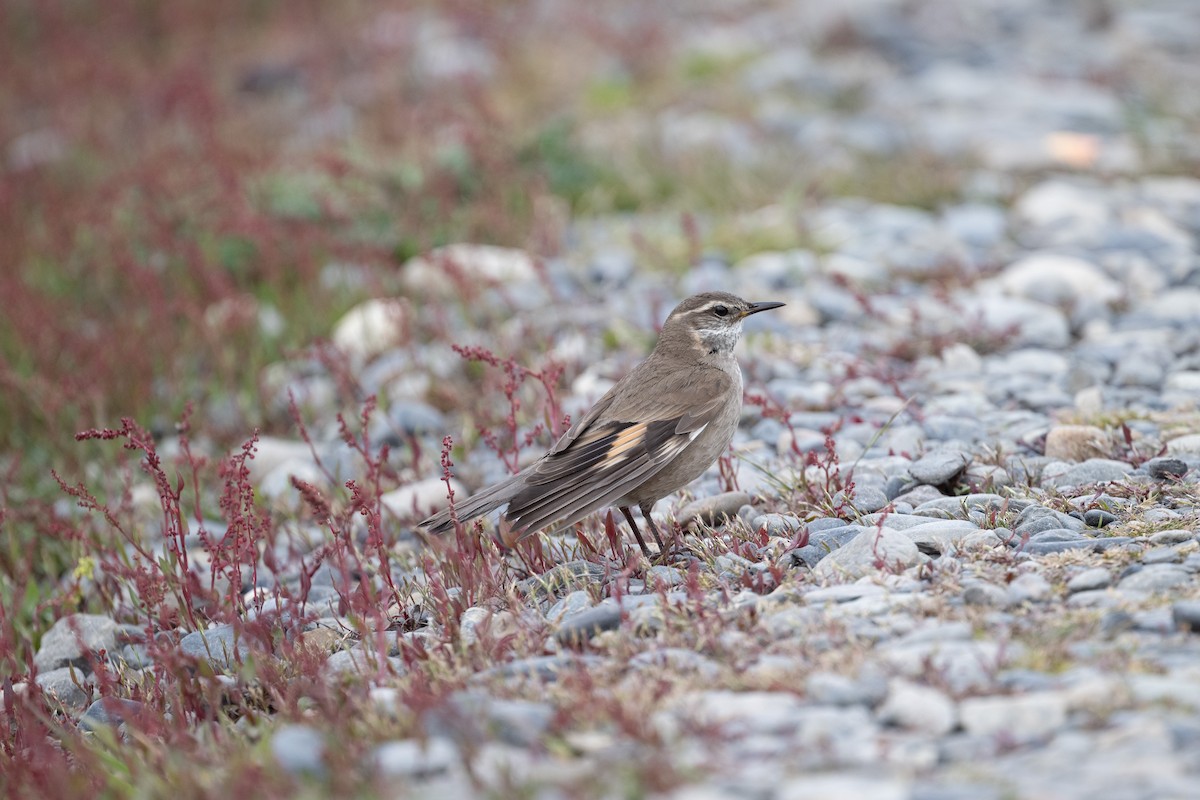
[645,565,687,588]
[1082,508,1118,527]
[380,478,465,521]
[35,667,89,714]
[1148,529,1195,545]
[545,590,593,622]
[677,492,752,528]
[517,560,606,600]
[778,774,910,800]
[1165,434,1200,456]
[753,513,804,537]
[1047,458,1133,488]
[271,724,327,777]
[554,602,625,646]
[994,254,1121,314]
[812,527,924,581]
[480,655,605,683]
[1044,425,1110,461]
[880,639,1005,694]
[959,692,1067,743]
[331,298,408,363]
[905,520,985,554]
[373,737,458,779]
[34,614,119,673]
[629,648,721,680]
[178,625,252,672]
[877,679,957,735]
[1143,544,1187,564]
[400,244,539,296]
[1015,505,1086,535]
[1021,540,1093,555]
[1066,567,1112,593]
[1117,564,1192,593]
[79,698,148,732]
[909,450,971,486]
[1172,601,1200,633]
[324,649,403,679]
[963,582,1009,607]
[1147,457,1189,481]
[805,670,889,707]
[1006,572,1051,604]
[846,486,890,514]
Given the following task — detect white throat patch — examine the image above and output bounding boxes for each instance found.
[694,320,744,355]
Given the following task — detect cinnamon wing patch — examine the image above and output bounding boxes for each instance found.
[522,419,673,488]
[503,406,718,537]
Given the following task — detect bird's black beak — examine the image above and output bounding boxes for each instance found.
[742,301,786,318]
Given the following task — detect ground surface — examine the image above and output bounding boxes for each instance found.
[5,1,1200,798]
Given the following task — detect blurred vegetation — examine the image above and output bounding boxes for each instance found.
[0,0,985,686]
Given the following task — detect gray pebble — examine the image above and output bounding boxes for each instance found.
[271,724,327,777]
[1082,508,1118,527]
[677,491,752,527]
[545,590,592,622]
[877,679,957,735]
[178,625,252,672]
[1142,544,1188,564]
[781,526,861,569]
[909,450,972,486]
[646,565,687,588]
[79,698,148,732]
[35,667,90,714]
[959,691,1066,743]
[1048,458,1134,488]
[1066,567,1112,593]
[1148,529,1195,545]
[373,737,457,779]
[1006,572,1051,604]
[1117,564,1193,593]
[34,614,119,673]
[805,669,889,707]
[1172,601,1200,633]
[1147,457,1189,480]
[555,602,626,645]
[753,513,804,537]
[963,582,1009,607]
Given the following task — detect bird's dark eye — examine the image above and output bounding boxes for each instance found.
[713,305,729,317]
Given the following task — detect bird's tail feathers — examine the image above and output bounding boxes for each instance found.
[418,475,523,534]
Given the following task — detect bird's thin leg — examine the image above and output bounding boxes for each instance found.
[619,506,653,559]
[638,501,669,552]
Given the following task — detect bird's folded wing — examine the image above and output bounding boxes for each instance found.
[503,369,732,536]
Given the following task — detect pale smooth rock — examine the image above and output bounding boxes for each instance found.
[1066,567,1112,593]
[35,667,89,714]
[812,527,924,581]
[247,437,319,484]
[1166,434,1200,455]
[877,679,957,735]
[904,520,985,554]
[993,253,1121,310]
[880,639,1006,693]
[959,691,1067,742]
[331,298,409,363]
[957,294,1070,349]
[401,244,540,295]
[778,774,910,800]
[1044,425,1110,461]
[34,614,119,673]
[381,477,466,520]
[373,737,459,779]
[1013,178,1110,233]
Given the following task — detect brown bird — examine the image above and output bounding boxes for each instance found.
[420,291,785,557]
